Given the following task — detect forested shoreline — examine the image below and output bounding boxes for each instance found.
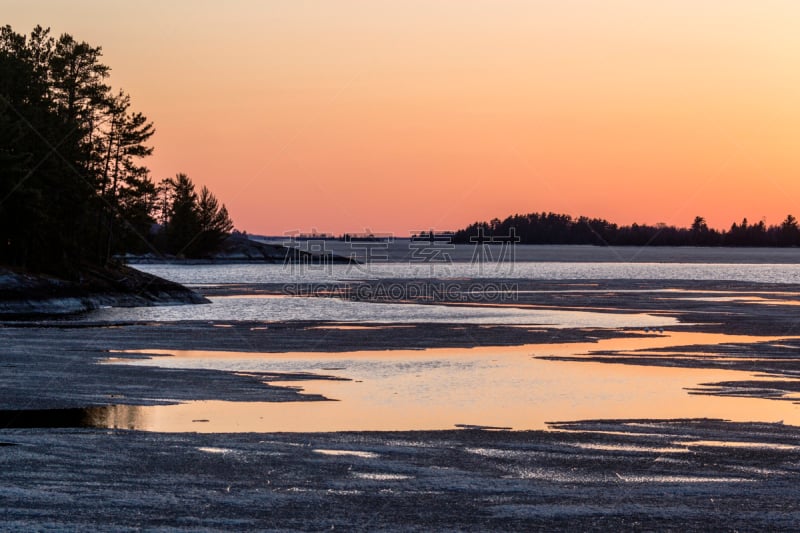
[0,26,232,278]
[453,213,800,247]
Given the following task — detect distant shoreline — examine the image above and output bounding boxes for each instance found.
[248,240,800,264]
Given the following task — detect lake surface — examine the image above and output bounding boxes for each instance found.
[86,294,679,327]
[105,332,800,432]
[135,259,800,285]
[86,258,800,324]
[258,240,800,265]
[85,256,800,432]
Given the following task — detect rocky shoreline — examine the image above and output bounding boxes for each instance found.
[123,233,354,265]
[0,265,208,317]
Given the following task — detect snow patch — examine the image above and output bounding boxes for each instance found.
[352,472,411,481]
[313,449,379,459]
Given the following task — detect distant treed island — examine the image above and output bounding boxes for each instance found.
[453,213,800,247]
[0,25,232,278]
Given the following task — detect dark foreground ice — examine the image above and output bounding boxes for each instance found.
[3,420,800,530]
[3,278,800,529]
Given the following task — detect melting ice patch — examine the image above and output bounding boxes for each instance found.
[352,472,412,481]
[314,449,380,459]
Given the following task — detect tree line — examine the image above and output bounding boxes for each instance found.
[0,26,233,276]
[453,213,800,247]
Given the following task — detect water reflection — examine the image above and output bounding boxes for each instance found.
[673,296,800,306]
[93,331,800,433]
[135,260,800,285]
[80,295,680,328]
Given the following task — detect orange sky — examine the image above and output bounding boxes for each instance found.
[5,1,800,235]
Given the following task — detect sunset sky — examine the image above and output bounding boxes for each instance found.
[5,1,800,235]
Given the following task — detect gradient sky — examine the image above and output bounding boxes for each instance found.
[5,1,800,235]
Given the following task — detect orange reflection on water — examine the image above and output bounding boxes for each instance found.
[306,324,415,331]
[101,331,800,433]
[673,296,800,306]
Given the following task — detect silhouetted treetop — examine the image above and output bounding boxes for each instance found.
[453,213,800,247]
[154,174,234,258]
[0,25,235,274]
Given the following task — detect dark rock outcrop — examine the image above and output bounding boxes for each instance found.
[0,264,208,317]
[126,233,353,263]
